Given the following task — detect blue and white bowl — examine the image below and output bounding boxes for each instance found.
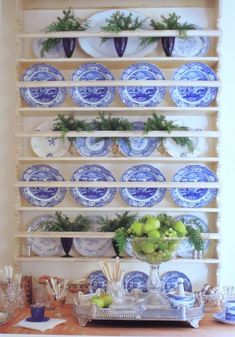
[167,291,195,308]
[20,63,66,107]
[119,63,166,107]
[69,63,116,107]
[170,62,218,107]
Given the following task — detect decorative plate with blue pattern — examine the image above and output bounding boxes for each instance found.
[118,121,159,157]
[213,312,235,325]
[27,215,63,256]
[73,238,114,257]
[74,137,112,157]
[20,63,66,107]
[170,164,218,208]
[88,270,107,293]
[69,63,116,107]
[70,164,116,207]
[174,214,210,258]
[160,271,192,293]
[123,271,148,293]
[119,63,166,107]
[170,62,218,107]
[20,164,66,207]
[119,164,166,207]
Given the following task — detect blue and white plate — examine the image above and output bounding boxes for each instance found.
[31,121,70,158]
[170,164,218,208]
[20,164,66,207]
[69,63,116,107]
[119,164,166,207]
[74,137,112,157]
[213,312,235,325]
[175,214,210,258]
[118,121,159,157]
[20,63,66,107]
[73,238,114,257]
[123,271,148,293]
[160,271,192,293]
[27,215,63,256]
[170,62,218,107]
[119,63,166,107]
[70,164,116,207]
[172,26,210,57]
[88,270,107,293]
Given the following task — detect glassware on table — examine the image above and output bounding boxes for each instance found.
[130,237,182,307]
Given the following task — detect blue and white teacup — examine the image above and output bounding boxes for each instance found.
[225,300,235,321]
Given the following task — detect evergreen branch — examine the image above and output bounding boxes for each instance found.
[43,211,91,232]
[186,226,204,251]
[98,211,137,232]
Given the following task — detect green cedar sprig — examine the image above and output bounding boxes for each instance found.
[144,113,194,153]
[52,114,92,143]
[41,8,88,56]
[186,226,204,252]
[113,227,129,255]
[142,12,195,45]
[43,211,91,232]
[98,211,137,232]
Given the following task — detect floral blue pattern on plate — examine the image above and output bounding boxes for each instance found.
[170,164,218,208]
[170,62,218,107]
[27,215,63,256]
[73,238,114,257]
[174,214,210,258]
[172,26,210,57]
[69,63,116,107]
[119,63,166,107]
[70,164,116,207]
[88,270,107,293]
[20,63,66,107]
[74,137,112,157]
[119,164,166,207]
[118,121,159,157]
[123,271,148,293]
[160,271,192,293]
[213,312,235,325]
[20,164,66,207]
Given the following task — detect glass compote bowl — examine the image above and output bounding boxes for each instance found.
[130,236,182,308]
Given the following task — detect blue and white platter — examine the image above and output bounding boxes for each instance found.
[175,214,210,258]
[170,164,218,208]
[123,271,148,293]
[119,164,166,207]
[69,63,116,107]
[118,121,159,157]
[160,271,192,293]
[27,215,63,256]
[170,62,218,107]
[73,238,114,257]
[119,63,166,107]
[88,270,107,293]
[172,26,210,57]
[74,137,112,157]
[20,164,66,207]
[70,164,116,207]
[31,121,70,158]
[213,312,235,325]
[20,63,66,107]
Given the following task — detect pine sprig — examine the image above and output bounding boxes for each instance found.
[94,112,133,131]
[43,211,91,232]
[101,11,144,34]
[52,114,92,143]
[144,113,194,152]
[41,8,88,56]
[113,227,129,255]
[142,12,195,45]
[186,226,204,252]
[98,211,137,232]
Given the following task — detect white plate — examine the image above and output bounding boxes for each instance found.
[73,238,114,257]
[31,121,70,158]
[32,37,66,58]
[79,10,158,58]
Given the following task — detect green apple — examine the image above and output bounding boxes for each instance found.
[130,221,143,236]
[173,221,187,236]
[101,293,113,307]
[147,229,161,239]
[141,242,155,254]
[142,217,160,234]
[92,296,105,308]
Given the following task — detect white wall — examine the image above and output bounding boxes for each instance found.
[0,0,235,287]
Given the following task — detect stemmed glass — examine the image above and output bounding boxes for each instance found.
[130,237,182,307]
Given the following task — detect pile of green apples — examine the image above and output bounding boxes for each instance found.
[91,292,113,308]
[127,214,187,264]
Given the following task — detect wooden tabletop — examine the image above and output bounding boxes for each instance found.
[0,305,235,337]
